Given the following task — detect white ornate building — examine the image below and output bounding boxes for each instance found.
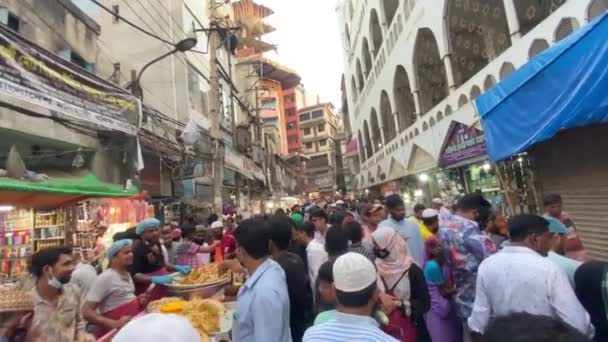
[337,0,608,199]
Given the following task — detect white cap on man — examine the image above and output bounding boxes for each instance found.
[113,313,200,342]
[422,208,439,219]
[210,221,224,229]
[333,252,377,292]
[336,200,345,205]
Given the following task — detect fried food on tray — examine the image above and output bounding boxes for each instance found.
[146,297,183,312]
[159,300,187,313]
[182,299,225,339]
[175,263,229,286]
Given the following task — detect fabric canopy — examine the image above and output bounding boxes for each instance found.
[0,172,139,208]
[476,12,608,161]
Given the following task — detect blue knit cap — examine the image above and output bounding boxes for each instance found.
[136,218,161,235]
[107,239,133,259]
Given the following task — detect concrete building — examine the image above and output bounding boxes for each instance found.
[0,0,125,184]
[93,0,249,202]
[336,0,607,203]
[299,102,340,200]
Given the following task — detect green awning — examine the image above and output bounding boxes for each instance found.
[0,173,139,208]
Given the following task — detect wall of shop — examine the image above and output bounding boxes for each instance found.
[532,124,608,261]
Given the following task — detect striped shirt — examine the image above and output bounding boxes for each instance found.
[303,312,398,342]
[348,243,375,262]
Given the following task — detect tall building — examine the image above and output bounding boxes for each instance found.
[299,102,340,200]
[336,0,604,204]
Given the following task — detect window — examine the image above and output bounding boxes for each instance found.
[0,8,20,32]
[112,5,120,23]
[317,124,325,132]
[284,94,295,104]
[300,113,310,121]
[260,98,277,109]
[287,135,298,144]
[286,122,296,130]
[306,142,313,149]
[312,110,323,119]
[303,127,311,135]
[286,109,296,116]
[319,139,327,146]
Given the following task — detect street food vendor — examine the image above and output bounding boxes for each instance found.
[83,240,143,337]
[130,218,191,300]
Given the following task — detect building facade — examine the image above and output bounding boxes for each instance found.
[0,0,127,184]
[337,0,607,204]
[299,102,340,199]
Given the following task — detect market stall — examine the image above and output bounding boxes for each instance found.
[476,12,608,259]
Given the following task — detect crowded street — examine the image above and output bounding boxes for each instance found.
[1,0,608,341]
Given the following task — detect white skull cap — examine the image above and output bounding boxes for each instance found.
[112,313,200,342]
[333,252,377,292]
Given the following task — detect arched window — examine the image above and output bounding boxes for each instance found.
[422,121,429,131]
[409,131,414,140]
[458,95,469,108]
[470,86,481,100]
[370,9,383,57]
[350,76,358,102]
[514,0,566,36]
[445,105,453,116]
[356,59,365,90]
[358,130,366,161]
[446,0,511,86]
[370,108,383,150]
[437,111,444,122]
[429,117,436,127]
[380,91,396,143]
[345,25,351,47]
[413,28,448,114]
[529,39,549,59]
[499,62,516,80]
[483,75,497,92]
[382,0,399,26]
[393,65,416,132]
[362,38,373,77]
[555,18,580,42]
[363,121,373,158]
[414,128,420,136]
[588,0,608,21]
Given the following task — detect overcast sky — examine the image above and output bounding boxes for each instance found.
[260,0,343,107]
[73,0,343,107]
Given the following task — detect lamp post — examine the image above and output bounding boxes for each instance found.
[129,37,198,99]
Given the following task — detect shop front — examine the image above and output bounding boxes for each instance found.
[438,121,503,209]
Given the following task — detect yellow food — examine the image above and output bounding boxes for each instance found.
[159,300,187,313]
[175,263,230,286]
[182,299,225,333]
[146,297,183,312]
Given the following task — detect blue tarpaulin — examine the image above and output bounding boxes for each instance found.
[475,12,608,161]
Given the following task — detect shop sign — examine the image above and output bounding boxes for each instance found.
[0,25,140,135]
[439,121,487,167]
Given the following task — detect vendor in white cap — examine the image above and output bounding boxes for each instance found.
[303,252,398,342]
[83,239,143,337]
[113,313,200,342]
[420,208,440,240]
[130,218,191,301]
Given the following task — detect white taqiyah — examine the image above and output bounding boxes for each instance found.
[112,313,200,342]
[333,252,377,292]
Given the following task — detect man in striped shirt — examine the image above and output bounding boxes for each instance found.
[303,252,398,342]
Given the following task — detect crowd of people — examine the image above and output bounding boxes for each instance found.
[2,192,607,342]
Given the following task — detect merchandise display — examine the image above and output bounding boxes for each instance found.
[0,209,34,281]
[33,209,67,252]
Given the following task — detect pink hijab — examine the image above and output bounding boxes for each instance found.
[372,226,413,277]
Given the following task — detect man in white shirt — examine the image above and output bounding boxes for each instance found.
[293,221,328,288]
[468,214,594,338]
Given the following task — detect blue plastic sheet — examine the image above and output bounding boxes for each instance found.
[476,12,608,161]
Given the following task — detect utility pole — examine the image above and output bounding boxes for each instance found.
[208,2,224,216]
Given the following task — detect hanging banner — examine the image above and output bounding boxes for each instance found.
[0,24,140,135]
[439,121,487,167]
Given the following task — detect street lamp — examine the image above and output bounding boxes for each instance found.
[130,37,198,99]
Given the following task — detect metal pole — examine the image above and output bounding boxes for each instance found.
[209,11,224,216]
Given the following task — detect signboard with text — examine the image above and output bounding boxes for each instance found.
[439,121,487,167]
[0,24,140,135]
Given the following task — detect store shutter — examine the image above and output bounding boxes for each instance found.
[533,125,608,260]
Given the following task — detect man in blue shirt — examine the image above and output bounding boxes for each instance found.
[303,252,398,342]
[379,195,424,265]
[228,218,292,342]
